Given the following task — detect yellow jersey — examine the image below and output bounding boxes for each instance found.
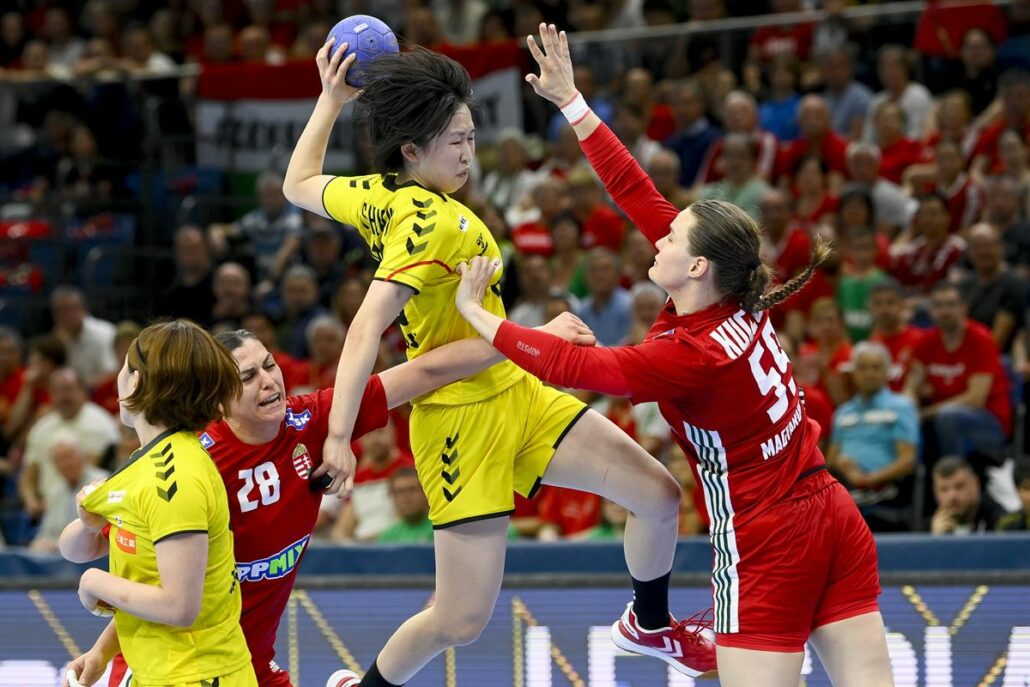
[83,429,251,685]
[323,173,524,405]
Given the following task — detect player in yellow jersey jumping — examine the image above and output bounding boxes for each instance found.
[59,320,257,687]
[283,39,716,687]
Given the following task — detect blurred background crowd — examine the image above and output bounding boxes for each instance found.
[1,0,1030,552]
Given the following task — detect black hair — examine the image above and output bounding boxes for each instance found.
[215,329,257,353]
[356,48,476,174]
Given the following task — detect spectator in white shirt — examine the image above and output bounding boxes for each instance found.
[864,45,933,142]
[17,368,119,528]
[50,285,116,388]
[28,433,108,553]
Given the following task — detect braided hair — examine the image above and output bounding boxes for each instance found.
[687,199,832,313]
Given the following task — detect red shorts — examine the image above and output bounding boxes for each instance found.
[714,469,881,653]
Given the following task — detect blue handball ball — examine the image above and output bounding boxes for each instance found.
[327,15,399,88]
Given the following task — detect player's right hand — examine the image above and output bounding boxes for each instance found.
[76,481,107,531]
[318,434,357,497]
[317,38,360,105]
[63,650,107,687]
[525,23,577,107]
[537,312,596,347]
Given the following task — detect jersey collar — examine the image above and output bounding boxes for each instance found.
[667,299,743,334]
[110,426,183,479]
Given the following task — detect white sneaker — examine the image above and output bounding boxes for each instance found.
[325,669,361,687]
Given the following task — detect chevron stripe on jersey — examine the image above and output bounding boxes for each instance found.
[684,421,740,634]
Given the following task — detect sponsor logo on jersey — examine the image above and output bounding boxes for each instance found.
[199,432,215,449]
[107,490,125,504]
[236,534,310,582]
[459,214,469,232]
[115,528,137,554]
[284,408,312,430]
[292,443,313,479]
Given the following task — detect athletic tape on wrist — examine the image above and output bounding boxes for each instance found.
[560,91,591,126]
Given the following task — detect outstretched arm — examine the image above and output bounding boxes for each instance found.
[525,23,680,248]
[455,258,633,396]
[379,312,597,408]
[282,37,360,216]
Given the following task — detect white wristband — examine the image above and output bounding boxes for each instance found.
[560,91,591,125]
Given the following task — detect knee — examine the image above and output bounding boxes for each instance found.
[437,614,489,647]
[636,469,682,522]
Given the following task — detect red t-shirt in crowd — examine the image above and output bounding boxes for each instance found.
[579,204,627,251]
[912,320,1011,432]
[870,325,926,392]
[793,193,839,230]
[750,22,815,62]
[512,221,554,256]
[538,486,601,536]
[776,132,849,180]
[766,225,813,284]
[879,138,926,185]
[697,131,779,185]
[974,117,1030,173]
[647,103,677,143]
[891,235,966,293]
[0,367,26,422]
[927,174,984,234]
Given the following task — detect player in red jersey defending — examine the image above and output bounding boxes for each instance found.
[451,25,895,687]
[61,315,593,687]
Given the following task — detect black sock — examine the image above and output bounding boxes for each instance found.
[360,660,403,687]
[632,570,672,631]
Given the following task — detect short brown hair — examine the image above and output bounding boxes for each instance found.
[123,320,241,432]
[933,456,975,481]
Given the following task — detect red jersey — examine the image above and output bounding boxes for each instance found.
[0,367,24,423]
[879,138,925,185]
[199,379,388,683]
[776,132,849,180]
[912,320,1011,433]
[579,204,627,251]
[763,225,812,284]
[929,174,984,234]
[792,193,838,231]
[870,325,925,392]
[511,221,554,256]
[974,117,1030,173]
[891,235,966,293]
[496,123,824,529]
[538,486,601,536]
[922,128,982,162]
[749,22,815,62]
[697,131,778,185]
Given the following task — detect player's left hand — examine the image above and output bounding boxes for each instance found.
[77,569,114,617]
[455,256,501,315]
[537,312,596,346]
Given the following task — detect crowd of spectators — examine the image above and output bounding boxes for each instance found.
[2,0,1030,547]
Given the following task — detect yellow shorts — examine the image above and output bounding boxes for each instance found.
[411,374,587,528]
[128,663,257,687]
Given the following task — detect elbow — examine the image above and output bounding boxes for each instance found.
[282,180,299,207]
[167,598,202,628]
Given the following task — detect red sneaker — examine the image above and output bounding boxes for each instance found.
[610,603,718,678]
[325,669,361,687]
